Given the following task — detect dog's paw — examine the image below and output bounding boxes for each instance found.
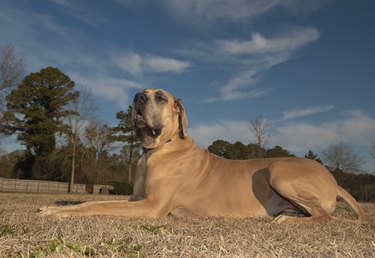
[37,206,48,214]
[37,206,55,216]
[37,206,70,218]
[273,214,290,223]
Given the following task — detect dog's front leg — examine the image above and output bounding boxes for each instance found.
[38,199,166,218]
[129,154,147,202]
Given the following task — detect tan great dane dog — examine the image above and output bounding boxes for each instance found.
[39,89,365,223]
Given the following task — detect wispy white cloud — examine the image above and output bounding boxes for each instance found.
[163,0,282,24]
[111,51,191,75]
[0,2,98,71]
[218,27,319,55]
[111,0,326,26]
[112,52,142,76]
[162,0,325,25]
[51,0,109,27]
[203,89,269,103]
[282,105,334,120]
[202,69,270,102]
[51,0,76,8]
[143,55,191,73]
[70,73,143,109]
[193,27,319,102]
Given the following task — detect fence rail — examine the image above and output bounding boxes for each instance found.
[0,177,113,194]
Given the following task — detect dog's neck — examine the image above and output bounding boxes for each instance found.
[142,140,171,155]
[142,133,183,156]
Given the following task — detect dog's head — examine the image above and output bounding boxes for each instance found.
[132,89,188,148]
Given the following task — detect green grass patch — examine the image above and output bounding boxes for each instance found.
[0,224,13,236]
[103,238,145,257]
[30,237,95,257]
[141,224,169,234]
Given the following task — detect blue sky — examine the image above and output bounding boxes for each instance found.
[1,0,375,171]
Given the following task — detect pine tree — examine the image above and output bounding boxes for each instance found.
[111,106,141,183]
[1,67,79,175]
[304,150,323,164]
[267,145,295,158]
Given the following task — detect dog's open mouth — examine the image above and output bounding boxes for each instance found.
[133,110,162,138]
[134,110,147,127]
[138,124,162,138]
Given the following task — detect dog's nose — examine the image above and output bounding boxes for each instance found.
[134,93,148,104]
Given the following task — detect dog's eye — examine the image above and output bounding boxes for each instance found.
[155,92,168,103]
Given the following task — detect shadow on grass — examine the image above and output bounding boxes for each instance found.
[54,200,85,206]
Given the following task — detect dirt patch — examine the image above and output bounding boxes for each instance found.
[0,193,374,257]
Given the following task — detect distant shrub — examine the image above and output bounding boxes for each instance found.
[109,183,133,195]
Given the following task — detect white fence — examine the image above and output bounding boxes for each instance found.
[0,177,113,194]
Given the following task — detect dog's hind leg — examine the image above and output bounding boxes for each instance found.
[274,206,331,223]
[267,160,337,223]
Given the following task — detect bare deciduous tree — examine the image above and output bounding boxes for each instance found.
[81,121,113,187]
[0,45,24,145]
[248,116,271,158]
[0,44,24,109]
[248,115,270,157]
[322,142,363,174]
[65,87,98,192]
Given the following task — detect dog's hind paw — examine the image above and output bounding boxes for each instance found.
[37,206,69,217]
[273,214,290,223]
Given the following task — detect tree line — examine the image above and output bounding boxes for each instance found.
[0,45,374,200]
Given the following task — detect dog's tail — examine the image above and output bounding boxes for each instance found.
[337,186,365,222]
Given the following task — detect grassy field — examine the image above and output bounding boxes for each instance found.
[0,193,374,257]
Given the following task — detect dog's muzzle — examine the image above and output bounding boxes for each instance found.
[133,92,162,138]
[133,93,148,127]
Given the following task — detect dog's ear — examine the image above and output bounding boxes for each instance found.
[174,98,188,139]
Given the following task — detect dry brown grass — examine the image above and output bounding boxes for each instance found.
[0,193,374,257]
